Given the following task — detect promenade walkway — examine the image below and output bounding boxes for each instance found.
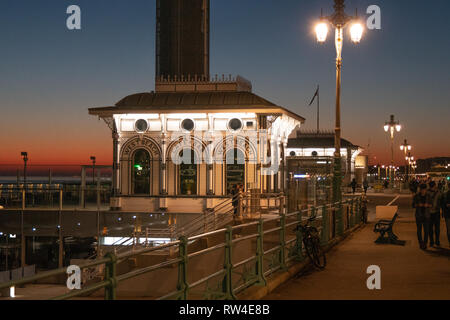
[264,195,450,300]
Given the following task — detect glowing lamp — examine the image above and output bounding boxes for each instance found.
[395,124,402,132]
[384,125,389,132]
[350,23,364,43]
[315,22,328,43]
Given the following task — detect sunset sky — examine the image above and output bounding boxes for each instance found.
[1,0,449,168]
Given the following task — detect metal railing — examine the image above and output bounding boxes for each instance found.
[0,197,364,300]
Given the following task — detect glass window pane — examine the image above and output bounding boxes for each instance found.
[226,149,245,194]
[133,149,150,194]
[180,149,197,195]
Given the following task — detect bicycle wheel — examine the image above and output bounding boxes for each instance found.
[304,237,326,269]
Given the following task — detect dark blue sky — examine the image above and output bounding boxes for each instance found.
[0,0,449,164]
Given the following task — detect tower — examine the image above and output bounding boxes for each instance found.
[156,0,210,80]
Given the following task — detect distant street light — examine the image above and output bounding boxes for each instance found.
[384,115,401,186]
[400,139,412,181]
[313,0,364,203]
[21,152,28,188]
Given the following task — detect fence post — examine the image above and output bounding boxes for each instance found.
[279,214,287,271]
[222,226,236,300]
[104,252,117,300]
[337,201,344,236]
[177,236,189,300]
[295,211,304,261]
[356,197,362,224]
[321,206,329,246]
[350,199,354,228]
[255,219,267,286]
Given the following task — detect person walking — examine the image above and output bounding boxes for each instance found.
[428,181,442,247]
[413,184,431,250]
[441,181,450,248]
[350,178,357,194]
[363,179,369,194]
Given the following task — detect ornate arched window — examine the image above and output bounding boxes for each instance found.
[179,149,197,195]
[132,149,151,194]
[226,148,246,194]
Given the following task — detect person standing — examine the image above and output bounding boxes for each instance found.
[428,181,442,247]
[363,179,369,194]
[413,184,431,250]
[350,178,357,194]
[441,181,450,248]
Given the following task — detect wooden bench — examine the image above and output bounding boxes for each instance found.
[373,212,406,246]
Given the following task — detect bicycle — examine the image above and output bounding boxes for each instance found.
[294,215,326,269]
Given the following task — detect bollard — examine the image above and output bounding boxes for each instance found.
[104,252,117,300]
[222,227,236,300]
[177,236,189,300]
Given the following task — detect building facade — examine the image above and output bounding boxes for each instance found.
[89,79,303,213]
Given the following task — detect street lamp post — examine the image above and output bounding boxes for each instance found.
[90,156,96,185]
[400,139,412,182]
[406,153,414,178]
[21,152,28,190]
[313,0,364,204]
[384,115,402,187]
[20,152,28,269]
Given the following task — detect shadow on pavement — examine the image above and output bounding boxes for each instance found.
[424,247,450,258]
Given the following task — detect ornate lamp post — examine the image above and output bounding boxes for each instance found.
[384,115,402,187]
[313,0,364,203]
[400,139,412,181]
[406,153,414,177]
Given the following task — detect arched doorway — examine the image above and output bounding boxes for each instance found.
[132,149,151,194]
[226,148,246,194]
[179,149,198,195]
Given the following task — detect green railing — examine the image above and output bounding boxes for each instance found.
[0,197,363,300]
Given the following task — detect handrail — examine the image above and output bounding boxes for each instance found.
[0,197,364,300]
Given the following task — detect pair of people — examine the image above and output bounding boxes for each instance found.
[412,181,449,249]
[349,179,369,194]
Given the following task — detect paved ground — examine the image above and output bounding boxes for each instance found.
[264,194,450,300]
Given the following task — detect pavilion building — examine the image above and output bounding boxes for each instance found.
[88,0,305,213]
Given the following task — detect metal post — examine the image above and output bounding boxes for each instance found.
[333,25,343,206]
[255,219,266,286]
[350,199,354,228]
[21,189,25,268]
[222,226,236,300]
[80,167,86,208]
[58,189,63,268]
[337,201,344,236]
[279,214,287,271]
[295,211,304,261]
[177,236,189,300]
[321,206,329,246]
[104,252,117,300]
[96,169,101,209]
